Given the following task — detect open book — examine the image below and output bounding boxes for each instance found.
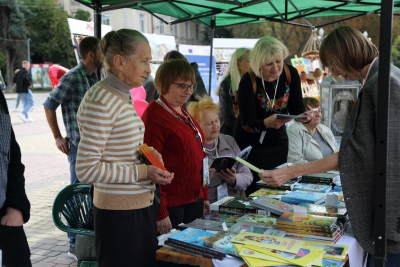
[210,146,261,173]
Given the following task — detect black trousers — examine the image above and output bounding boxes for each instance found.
[94,205,158,267]
[157,199,204,267]
[0,224,31,267]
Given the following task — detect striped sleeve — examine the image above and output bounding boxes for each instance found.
[76,86,147,184]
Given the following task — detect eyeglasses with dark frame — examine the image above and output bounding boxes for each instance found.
[172,82,197,92]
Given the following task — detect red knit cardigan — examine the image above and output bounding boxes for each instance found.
[142,101,209,221]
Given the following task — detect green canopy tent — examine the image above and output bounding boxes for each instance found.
[71,1,397,265]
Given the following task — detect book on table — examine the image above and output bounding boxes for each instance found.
[179,218,234,231]
[166,228,225,259]
[228,221,286,237]
[251,196,293,216]
[219,197,270,216]
[302,241,349,261]
[249,188,287,198]
[277,212,338,231]
[233,244,293,266]
[281,191,326,205]
[203,231,240,256]
[210,196,235,211]
[209,212,241,223]
[292,203,347,218]
[301,173,340,185]
[256,178,298,191]
[292,183,332,193]
[236,213,277,227]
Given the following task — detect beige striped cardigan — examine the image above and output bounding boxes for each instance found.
[76,81,155,210]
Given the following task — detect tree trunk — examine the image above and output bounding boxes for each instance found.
[4,48,12,89]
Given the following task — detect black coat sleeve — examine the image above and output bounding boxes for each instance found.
[238,73,267,132]
[0,91,30,223]
[219,78,236,130]
[189,62,207,102]
[287,65,306,115]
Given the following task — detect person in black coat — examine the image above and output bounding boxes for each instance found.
[0,90,31,267]
[217,48,251,136]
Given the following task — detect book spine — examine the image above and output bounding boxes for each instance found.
[167,238,225,258]
[276,222,332,230]
[164,240,223,260]
[219,206,256,215]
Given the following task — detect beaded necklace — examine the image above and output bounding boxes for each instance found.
[204,138,219,159]
[159,95,188,122]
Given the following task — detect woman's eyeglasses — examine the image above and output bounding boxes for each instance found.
[172,83,197,92]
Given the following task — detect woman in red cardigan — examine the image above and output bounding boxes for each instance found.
[142,59,210,235]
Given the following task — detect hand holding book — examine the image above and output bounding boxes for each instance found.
[220,167,236,186]
[140,144,174,185]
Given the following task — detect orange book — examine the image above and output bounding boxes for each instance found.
[139,144,168,171]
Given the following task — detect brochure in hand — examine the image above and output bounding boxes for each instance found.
[210,146,261,173]
[276,114,311,119]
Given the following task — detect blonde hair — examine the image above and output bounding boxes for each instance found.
[250,36,289,78]
[100,29,148,72]
[320,26,378,80]
[187,95,219,124]
[154,59,195,95]
[217,48,251,96]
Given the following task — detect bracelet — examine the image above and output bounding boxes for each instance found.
[55,137,62,142]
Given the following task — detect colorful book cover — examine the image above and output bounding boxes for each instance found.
[251,196,293,215]
[164,239,223,260]
[228,222,286,236]
[237,214,277,227]
[180,218,234,231]
[281,191,326,205]
[203,231,239,256]
[242,256,292,267]
[168,228,225,257]
[321,258,345,267]
[277,227,339,238]
[292,203,347,218]
[210,196,234,211]
[209,212,241,223]
[231,232,304,253]
[234,244,290,264]
[302,241,349,260]
[277,212,338,230]
[219,197,269,216]
[293,183,332,193]
[248,244,326,267]
[249,188,287,198]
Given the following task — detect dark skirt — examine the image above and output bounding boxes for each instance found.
[94,205,158,267]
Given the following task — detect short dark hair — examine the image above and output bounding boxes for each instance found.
[163,50,188,62]
[154,59,195,95]
[303,97,320,108]
[79,36,100,60]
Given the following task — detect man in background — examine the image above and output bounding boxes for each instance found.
[14,61,34,122]
[43,36,101,260]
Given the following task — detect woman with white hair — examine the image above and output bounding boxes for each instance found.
[218,48,251,136]
[233,36,308,195]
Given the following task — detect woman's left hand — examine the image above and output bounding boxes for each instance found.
[296,105,315,124]
[221,167,236,186]
[204,201,211,216]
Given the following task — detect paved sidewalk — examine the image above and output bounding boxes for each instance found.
[6,93,78,267]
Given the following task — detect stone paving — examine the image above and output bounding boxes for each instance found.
[5,92,77,267]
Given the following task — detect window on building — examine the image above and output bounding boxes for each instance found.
[102,13,110,26]
[185,22,189,39]
[139,14,145,32]
[159,20,164,34]
[195,24,199,40]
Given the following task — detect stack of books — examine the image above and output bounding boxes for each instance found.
[250,196,293,216]
[281,191,326,205]
[292,183,332,193]
[228,221,286,236]
[164,228,225,260]
[209,212,241,223]
[276,212,342,243]
[218,197,269,216]
[256,178,298,191]
[249,188,287,198]
[236,213,278,227]
[180,218,235,231]
[301,172,340,185]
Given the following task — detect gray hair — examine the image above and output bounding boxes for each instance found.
[100,29,149,70]
[250,36,289,78]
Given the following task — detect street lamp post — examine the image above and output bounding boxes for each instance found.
[27,38,31,74]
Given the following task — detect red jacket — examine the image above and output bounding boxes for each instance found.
[142,101,209,221]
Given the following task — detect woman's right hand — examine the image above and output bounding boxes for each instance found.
[209,168,216,180]
[147,165,174,185]
[263,114,291,129]
[157,216,172,235]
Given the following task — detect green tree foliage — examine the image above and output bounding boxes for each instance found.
[201,27,234,45]
[24,0,76,68]
[74,9,91,22]
[0,0,31,88]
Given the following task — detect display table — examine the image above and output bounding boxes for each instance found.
[156,226,364,267]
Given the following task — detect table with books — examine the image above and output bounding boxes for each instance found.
[156,172,366,267]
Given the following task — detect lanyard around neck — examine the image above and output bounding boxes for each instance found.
[261,73,280,107]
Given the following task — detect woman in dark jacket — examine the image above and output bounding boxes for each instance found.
[217,48,251,136]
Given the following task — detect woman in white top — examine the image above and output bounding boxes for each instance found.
[286,97,339,163]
